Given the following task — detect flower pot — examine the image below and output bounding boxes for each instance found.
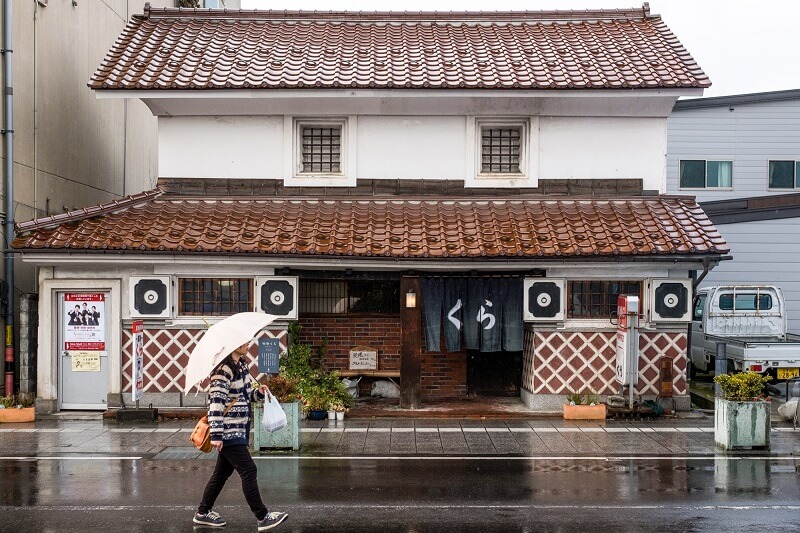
[0,407,35,423]
[714,398,770,450]
[335,410,344,421]
[327,410,335,420]
[563,403,606,420]
[253,401,301,451]
[307,409,327,421]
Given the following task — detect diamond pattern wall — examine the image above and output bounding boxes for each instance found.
[522,329,687,396]
[121,326,288,393]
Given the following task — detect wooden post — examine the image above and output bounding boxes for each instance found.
[400,276,421,409]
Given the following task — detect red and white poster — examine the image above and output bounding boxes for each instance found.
[64,293,106,351]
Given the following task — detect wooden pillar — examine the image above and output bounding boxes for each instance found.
[400,276,421,409]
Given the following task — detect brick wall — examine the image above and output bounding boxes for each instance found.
[298,316,468,398]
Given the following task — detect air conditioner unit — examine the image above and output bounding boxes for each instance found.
[523,278,566,322]
[648,279,692,322]
[130,276,171,318]
[255,276,299,319]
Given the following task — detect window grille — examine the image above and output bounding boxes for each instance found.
[179,278,253,316]
[568,280,641,319]
[299,280,399,315]
[301,126,341,173]
[481,127,521,173]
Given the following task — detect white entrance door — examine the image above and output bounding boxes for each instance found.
[58,292,110,410]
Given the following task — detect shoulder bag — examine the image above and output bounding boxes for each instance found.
[190,398,238,453]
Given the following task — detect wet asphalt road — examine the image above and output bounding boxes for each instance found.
[2,456,799,533]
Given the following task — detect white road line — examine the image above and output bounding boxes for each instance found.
[0,456,143,461]
[248,455,799,461]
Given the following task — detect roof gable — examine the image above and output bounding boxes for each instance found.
[90,4,710,92]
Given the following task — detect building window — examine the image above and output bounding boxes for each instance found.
[679,160,732,188]
[299,280,400,315]
[296,120,345,175]
[768,160,800,189]
[481,127,521,173]
[568,280,641,319]
[178,278,253,316]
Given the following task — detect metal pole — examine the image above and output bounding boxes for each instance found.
[2,0,15,396]
[714,342,727,398]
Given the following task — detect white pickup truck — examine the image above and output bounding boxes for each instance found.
[690,284,800,380]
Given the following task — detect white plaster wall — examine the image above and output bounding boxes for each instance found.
[159,116,284,178]
[357,116,466,180]
[538,117,667,191]
[159,114,667,189]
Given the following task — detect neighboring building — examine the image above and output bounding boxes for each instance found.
[668,90,800,333]
[0,0,175,394]
[14,4,728,413]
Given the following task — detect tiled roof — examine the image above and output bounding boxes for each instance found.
[89,4,710,91]
[13,191,728,259]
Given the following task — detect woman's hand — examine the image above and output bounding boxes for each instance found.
[213,440,223,453]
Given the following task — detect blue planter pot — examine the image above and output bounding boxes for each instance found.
[307,409,327,421]
[253,401,301,451]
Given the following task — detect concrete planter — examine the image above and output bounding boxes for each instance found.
[563,403,607,420]
[253,401,300,451]
[714,398,770,450]
[0,407,35,423]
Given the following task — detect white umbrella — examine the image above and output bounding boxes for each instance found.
[183,312,278,393]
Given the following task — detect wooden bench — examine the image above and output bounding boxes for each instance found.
[338,370,401,378]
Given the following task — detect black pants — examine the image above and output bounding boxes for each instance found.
[198,443,268,520]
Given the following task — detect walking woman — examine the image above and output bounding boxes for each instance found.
[194,341,288,531]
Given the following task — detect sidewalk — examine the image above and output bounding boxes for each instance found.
[1,413,798,459]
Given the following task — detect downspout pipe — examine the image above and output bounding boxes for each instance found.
[2,0,14,395]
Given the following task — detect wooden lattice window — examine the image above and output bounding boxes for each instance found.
[299,280,399,315]
[568,280,642,319]
[178,278,253,316]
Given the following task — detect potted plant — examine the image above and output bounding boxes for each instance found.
[253,375,301,451]
[562,390,606,420]
[330,400,348,421]
[713,371,771,450]
[0,393,36,423]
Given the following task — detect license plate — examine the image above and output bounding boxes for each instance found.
[777,367,800,380]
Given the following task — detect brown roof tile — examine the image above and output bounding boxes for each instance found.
[89,5,710,91]
[13,191,728,259]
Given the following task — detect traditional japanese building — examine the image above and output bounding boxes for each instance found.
[13,3,728,413]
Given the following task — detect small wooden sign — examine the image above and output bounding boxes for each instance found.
[258,338,281,374]
[349,345,378,370]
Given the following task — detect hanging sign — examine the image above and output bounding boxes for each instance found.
[132,320,144,402]
[64,293,106,351]
[258,338,281,374]
[71,351,101,372]
[349,346,378,370]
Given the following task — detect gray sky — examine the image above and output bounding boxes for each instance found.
[240,0,800,98]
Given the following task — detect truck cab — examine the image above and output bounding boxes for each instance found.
[690,285,800,378]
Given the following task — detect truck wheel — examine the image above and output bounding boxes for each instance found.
[727,360,736,374]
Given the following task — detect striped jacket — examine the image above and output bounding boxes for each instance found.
[207,357,264,446]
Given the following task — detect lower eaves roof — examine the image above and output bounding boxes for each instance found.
[12,190,728,259]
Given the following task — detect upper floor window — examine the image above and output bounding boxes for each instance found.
[481,127,521,174]
[679,160,732,189]
[768,160,800,189]
[476,119,528,178]
[301,125,341,173]
[568,280,642,319]
[178,278,253,316]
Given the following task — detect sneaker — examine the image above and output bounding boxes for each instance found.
[257,511,288,531]
[194,511,226,527]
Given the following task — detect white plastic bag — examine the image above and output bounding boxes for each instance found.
[342,377,361,398]
[777,399,798,422]
[261,392,287,433]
